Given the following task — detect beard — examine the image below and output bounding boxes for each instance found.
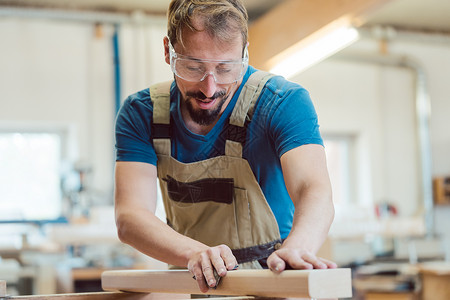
[184,90,228,126]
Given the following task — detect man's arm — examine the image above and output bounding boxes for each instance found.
[267,144,337,272]
[114,161,238,292]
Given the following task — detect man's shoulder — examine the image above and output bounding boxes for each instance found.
[116,88,155,125]
[124,88,151,105]
[266,75,307,96]
[119,88,155,117]
[245,67,307,97]
[251,73,310,110]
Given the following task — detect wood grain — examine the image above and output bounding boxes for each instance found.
[101,269,352,299]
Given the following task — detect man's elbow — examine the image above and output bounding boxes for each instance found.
[329,201,335,225]
[115,212,133,244]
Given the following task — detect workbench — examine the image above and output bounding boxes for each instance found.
[1,268,352,299]
[419,262,450,300]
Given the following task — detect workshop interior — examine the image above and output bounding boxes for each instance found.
[1,0,450,299]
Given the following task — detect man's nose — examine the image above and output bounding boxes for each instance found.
[199,73,218,98]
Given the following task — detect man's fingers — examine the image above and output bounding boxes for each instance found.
[218,245,239,271]
[319,257,338,269]
[188,245,239,292]
[201,252,217,288]
[298,253,325,269]
[270,249,319,270]
[205,245,237,287]
[267,252,286,273]
[188,256,211,292]
[296,253,337,269]
[282,253,313,270]
[193,269,208,293]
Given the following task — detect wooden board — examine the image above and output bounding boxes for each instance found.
[0,291,255,300]
[419,262,450,300]
[0,281,253,300]
[365,292,417,300]
[0,291,152,299]
[421,273,450,300]
[101,269,352,299]
[0,280,6,297]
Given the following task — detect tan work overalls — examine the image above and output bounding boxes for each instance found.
[150,71,282,269]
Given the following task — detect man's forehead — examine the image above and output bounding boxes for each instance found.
[174,30,243,59]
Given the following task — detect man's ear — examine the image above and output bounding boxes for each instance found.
[163,36,170,65]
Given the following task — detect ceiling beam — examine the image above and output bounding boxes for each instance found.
[248,0,395,71]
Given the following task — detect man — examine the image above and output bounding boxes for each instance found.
[114,0,336,293]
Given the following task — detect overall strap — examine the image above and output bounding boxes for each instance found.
[225,71,275,158]
[150,81,172,156]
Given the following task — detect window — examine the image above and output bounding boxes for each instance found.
[0,131,64,222]
[323,135,354,206]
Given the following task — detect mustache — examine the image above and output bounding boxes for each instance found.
[186,90,227,100]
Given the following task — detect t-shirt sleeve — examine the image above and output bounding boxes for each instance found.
[115,92,158,165]
[267,81,323,158]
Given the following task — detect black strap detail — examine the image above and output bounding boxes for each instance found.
[227,120,249,147]
[162,175,234,204]
[232,239,284,264]
[152,123,171,139]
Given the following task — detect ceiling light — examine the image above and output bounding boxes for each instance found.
[269,25,360,78]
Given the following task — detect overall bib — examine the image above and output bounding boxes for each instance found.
[151,71,282,269]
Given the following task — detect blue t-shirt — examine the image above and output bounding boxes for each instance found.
[115,66,323,239]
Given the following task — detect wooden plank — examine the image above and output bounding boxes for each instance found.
[419,262,450,300]
[101,269,352,299]
[2,291,255,300]
[421,273,450,300]
[419,262,450,275]
[0,280,6,297]
[248,0,395,70]
[0,291,154,299]
[0,279,263,299]
[72,268,107,281]
[365,292,417,300]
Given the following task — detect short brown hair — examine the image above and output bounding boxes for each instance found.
[167,0,248,49]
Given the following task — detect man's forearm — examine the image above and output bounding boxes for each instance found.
[116,208,208,267]
[116,207,239,292]
[265,185,336,272]
[284,187,334,253]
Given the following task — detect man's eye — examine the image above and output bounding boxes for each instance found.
[186,66,202,72]
[217,68,232,74]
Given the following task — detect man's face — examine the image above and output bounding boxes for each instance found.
[164,24,245,127]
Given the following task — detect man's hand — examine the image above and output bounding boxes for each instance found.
[187,244,238,293]
[267,247,337,273]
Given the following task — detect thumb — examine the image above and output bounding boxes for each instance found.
[267,252,286,273]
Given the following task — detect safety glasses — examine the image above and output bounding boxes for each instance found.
[168,39,248,84]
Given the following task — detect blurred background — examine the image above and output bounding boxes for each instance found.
[0,0,449,299]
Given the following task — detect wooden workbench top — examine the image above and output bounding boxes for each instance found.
[418,261,450,275]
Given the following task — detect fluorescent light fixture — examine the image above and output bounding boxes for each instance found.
[270,26,359,78]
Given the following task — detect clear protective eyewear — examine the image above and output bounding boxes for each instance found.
[168,39,249,84]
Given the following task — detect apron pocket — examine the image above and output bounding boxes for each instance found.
[166,196,240,248]
[163,175,234,204]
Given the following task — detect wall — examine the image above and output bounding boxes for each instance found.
[0,15,171,205]
[292,45,419,217]
[292,33,450,240]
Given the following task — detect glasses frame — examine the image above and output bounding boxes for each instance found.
[168,39,249,84]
